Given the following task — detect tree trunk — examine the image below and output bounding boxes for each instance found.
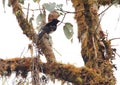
[71,0,116,84]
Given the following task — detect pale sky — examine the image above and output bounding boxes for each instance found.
[0,0,120,85]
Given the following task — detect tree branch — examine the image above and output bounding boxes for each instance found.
[0,57,104,85]
[98,0,120,5]
[9,0,56,63]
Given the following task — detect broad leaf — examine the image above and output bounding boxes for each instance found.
[43,2,56,12]
[56,4,63,9]
[56,4,63,12]
[36,13,45,25]
[63,23,74,39]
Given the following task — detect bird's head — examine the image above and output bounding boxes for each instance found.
[52,19,60,24]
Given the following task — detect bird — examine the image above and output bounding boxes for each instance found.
[38,19,60,40]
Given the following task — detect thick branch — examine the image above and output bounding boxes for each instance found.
[0,57,104,85]
[9,0,56,63]
[10,0,36,41]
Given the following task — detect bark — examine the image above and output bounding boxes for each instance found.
[9,0,56,63]
[98,0,120,5]
[71,0,116,84]
[0,57,104,85]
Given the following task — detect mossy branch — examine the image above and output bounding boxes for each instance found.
[9,0,56,63]
[98,0,120,5]
[9,0,36,41]
[0,57,104,85]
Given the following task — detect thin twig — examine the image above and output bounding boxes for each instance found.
[63,10,77,13]
[38,2,42,14]
[52,47,62,56]
[23,5,83,14]
[57,9,84,26]
[98,4,113,16]
[58,8,84,14]
[22,6,43,11]
[57,13,67,26]
[115,52,120,57]
[26,3,30,20]
[109,37,120,41]
[95,13,105,33]
[20,47,26,57]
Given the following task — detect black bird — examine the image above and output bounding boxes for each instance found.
[38,19,60,40]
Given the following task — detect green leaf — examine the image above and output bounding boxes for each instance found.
[19,0,24,4]
[43,2,56,12]
[56,4,63,9]
[63,23,74,39]
[56,4,63,12]
[36,13,45,25]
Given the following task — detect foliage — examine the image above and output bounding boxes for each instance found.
[35,2,74,40]
[43,2,56,12]
[63,23,74,39]
[36,13,45,25]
